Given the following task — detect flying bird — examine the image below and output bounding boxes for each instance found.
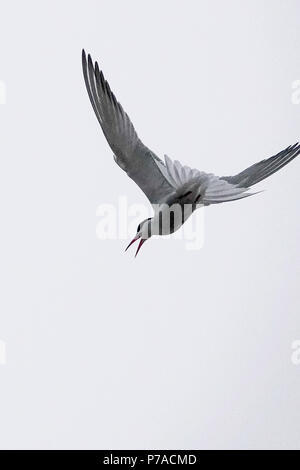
[82,50,299,257]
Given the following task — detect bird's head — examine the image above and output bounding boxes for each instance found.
[125,217,153,257]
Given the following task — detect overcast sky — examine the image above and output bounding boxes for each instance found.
[0,0,300,449]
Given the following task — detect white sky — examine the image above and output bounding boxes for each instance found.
[0,0,300,449]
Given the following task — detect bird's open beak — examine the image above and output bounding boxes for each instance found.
[134,239,146,257]
[125,236,147,257]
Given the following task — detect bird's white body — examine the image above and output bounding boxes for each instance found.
[141,202,198,238]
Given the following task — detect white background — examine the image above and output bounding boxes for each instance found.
[0,0,300,449]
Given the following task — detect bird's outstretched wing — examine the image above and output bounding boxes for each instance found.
[161,143,300,206]
[82,50,174,204]
[221,143,300,187]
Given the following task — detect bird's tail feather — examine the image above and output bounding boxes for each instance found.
[203,190,263,205]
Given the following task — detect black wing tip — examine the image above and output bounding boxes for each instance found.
[82,49,94,67]
[82,49,88,71]
[288,141,300,156]
[278,142,300,160]
[81,50,104,79]
[87,53,96,73]
[95,61,100,75]
[289,141,299,150]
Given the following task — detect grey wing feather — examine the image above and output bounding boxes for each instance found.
[162,155,257,205]
[82,50,174,203]
[221,143,300,187]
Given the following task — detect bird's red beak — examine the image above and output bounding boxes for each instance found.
[125,236,147,257]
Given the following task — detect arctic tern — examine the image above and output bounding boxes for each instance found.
[82,50,299,256]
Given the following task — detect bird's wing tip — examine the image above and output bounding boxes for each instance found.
[82,49,87,67]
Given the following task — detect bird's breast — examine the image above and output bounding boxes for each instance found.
[151,202,196,235]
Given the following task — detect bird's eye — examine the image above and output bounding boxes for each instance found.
[137,224,141,232]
